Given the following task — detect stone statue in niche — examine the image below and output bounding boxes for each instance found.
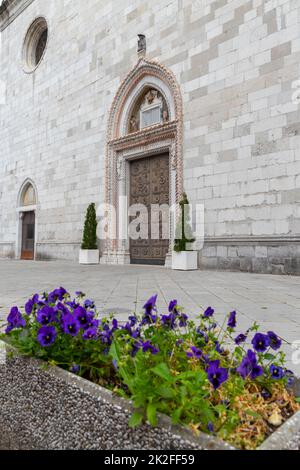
[163,109,169,123]
[137,34,146,54]
[129,116,139,133]
[145,89,158,105]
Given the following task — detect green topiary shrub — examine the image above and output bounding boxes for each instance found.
[81,203,98,250]
[174,193,195,252]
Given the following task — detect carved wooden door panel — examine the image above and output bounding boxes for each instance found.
[130,154,169,265]
[21,211,35,260]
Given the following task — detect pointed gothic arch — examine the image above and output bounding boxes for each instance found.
[102,57,184,266]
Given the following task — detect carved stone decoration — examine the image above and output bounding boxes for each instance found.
[103,57,183,265]
[129,115,139,133]
[137,34,146,56]
[116,157,124,180]
[163,109,169,123]
[170,143,177,170]
[145,89,157,105]
[128,88,169,134]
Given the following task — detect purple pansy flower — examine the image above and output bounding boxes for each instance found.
[6,307,26,334]
[144,294,158,314]
[161,313,176,330]
[285,369,295,387]
[251,333,270,353]
[62,314,80,336]
[84,299,95,309]
[82,328,98,340]
[75,291,85,297]
[187,346,203,360]
[267,331,282,351]
[56,302,71,316]
[25,294,39,315]
[235,333,247,345]
[207,422,214,433]
[48,287,67,303]
[71,364,80,374]
[215,340,223,354]
[261,389,271,400]
[206,360,228,390]
[168,300,178,314]
[203,307,214,318]
[128,315,138,327]
[142,294,158,324]
[228,311,237,329]
[86,317,99,330]
[270,365,284,380]
[37,326,57,347]
[140,340,159,355]
[74,306,89,328]
[179,313,188,328]
[37,306,56,325]
[237,350,263,380]
[131,328,141,339]
[196,328,209,343]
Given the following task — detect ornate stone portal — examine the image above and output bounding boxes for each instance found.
[101,56,183,266]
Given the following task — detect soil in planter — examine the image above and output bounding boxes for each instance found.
[222,383,299,449]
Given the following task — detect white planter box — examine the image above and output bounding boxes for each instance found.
[79,249,99,265]
[172,251,198,271]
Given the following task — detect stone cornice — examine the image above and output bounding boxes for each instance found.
[0,0,35,32]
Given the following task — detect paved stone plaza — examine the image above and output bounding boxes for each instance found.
[0,259,300,373]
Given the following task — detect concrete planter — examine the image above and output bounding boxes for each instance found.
[0,340,300,450]
[172,251,198,271]
[79,249,99,265]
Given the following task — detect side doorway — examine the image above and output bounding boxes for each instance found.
[21,211,35,260]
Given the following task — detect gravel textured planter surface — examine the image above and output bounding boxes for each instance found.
[1,340,300,451]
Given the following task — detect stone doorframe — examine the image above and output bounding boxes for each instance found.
[101,57,183,266]
[16,178,38,260]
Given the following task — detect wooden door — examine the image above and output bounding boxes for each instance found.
[130,154,169,265]
[21,212,35,260]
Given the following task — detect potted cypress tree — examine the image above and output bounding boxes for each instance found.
[79,203,99,265]
[172,193,198,271]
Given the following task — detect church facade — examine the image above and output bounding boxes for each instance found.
[0,0,300,274]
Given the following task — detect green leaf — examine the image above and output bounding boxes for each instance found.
[245,409,262,419]
[129,412,144,428]
[171,407,183,424]
[264,353,276,361]
[295,397,300,403]
[152,362,173,382]
[109,341,120,362]
[147,403,158,426]
[157,385,175,399]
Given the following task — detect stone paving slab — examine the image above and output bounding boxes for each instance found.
[0,259,300,374]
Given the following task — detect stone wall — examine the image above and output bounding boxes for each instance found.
[0,0,300,272]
